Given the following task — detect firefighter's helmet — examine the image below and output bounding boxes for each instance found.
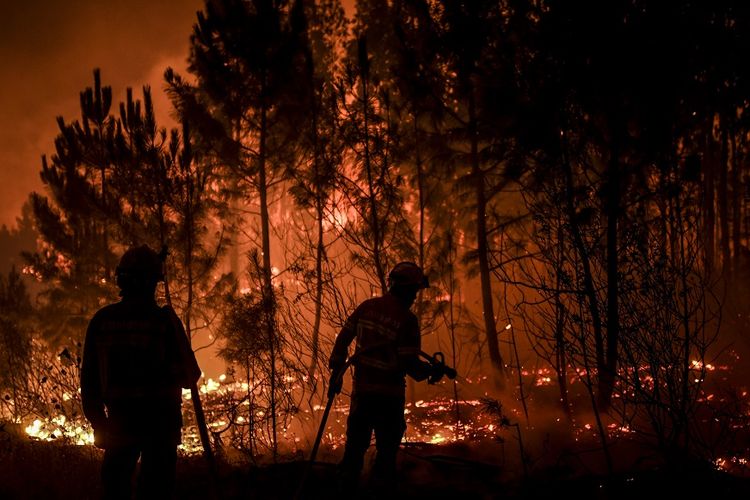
[115,245,164,286]
[388,262,429,289]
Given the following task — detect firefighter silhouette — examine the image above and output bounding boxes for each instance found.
[329,262,448,494]
[81,245,201,499]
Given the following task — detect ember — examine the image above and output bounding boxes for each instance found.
[3,3,750,498]
[13,358,749,479]
[24,416,93,446]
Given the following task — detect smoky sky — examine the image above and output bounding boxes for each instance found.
[0,0,355,230]
[0,0,354,376]
[0,0,203,228]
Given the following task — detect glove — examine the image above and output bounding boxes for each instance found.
[328,368,344,399]
[92,421,110,449]
[329,355,345,371]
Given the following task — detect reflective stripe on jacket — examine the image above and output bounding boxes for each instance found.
[330,294,421,397]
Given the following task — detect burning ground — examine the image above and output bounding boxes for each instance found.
[4,351,750,499]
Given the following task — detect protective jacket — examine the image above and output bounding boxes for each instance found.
[329,293,426,397]
[80,297,201,447]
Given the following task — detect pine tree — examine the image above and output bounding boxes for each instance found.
[430,0,525,380]
[336,30,415,293]
[283,0,347,376]
[27,69,118,344]
[168,0,307,459]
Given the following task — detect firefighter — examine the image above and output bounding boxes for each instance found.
[328,261,448,493]
[81,245,201,499]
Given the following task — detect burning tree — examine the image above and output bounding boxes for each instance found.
[335,32,416,293]
[282,0,348,378]
[7,1,750,488]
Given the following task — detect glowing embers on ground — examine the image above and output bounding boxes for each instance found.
[177,395,505,455]
[519,367,556,387]
[16,357,750,475]
[24,414,94,446]
[715,456,750,476]
[176,374,508,454]
[403,398,501,444]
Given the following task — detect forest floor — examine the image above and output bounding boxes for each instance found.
[2,429,750,500]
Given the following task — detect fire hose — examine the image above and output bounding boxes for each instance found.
[293,349,457,499]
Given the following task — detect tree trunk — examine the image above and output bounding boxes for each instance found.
[469,88,504,380]
[719,126,730,275]
[446,232,462,431]
[576,294,614,474]
[731,130,741,279]
[184,137,195,342]
[310,193,324,377]
[359,50,387,293]
[308,70,324,378]
[704,127,716,272]
[554,219,572,420]
[600,130,620,410]
[410,112,425,404]
[561,132,605,403]
[675,188,693,449]
[258,100,278,461]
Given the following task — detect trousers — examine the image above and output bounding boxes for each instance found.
[339,392,406,489]
[101,440,177,500]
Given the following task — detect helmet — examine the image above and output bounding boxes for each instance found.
[388,262,429,289]
[115,245,164,285]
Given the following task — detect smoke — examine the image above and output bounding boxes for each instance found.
[0,0,202,228]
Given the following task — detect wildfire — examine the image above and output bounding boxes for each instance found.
[174,374,509,455]
[24,415,94,446]
[690,360,716,371]
[13,361,750,477]
[715,456,750,476]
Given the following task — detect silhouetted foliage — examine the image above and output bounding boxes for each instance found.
[10,0,750,478]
